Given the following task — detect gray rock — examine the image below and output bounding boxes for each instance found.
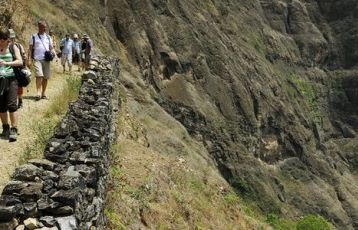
[28,159,56,171]
[55,216,77,230]
[24,217,39,230]
[0,218,18,230]
[0,204,23,221]
[39,216,56,227]
[35,227,58,230]
[51,188,82,206]
[23,202,38,216]
[12,164,43,181]
[37,195,60,212]
[82,71,97,82]
[15,225,25,230]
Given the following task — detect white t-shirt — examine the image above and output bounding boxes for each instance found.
[29,33,53,61]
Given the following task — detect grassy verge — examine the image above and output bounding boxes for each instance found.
[19,74,81,164]
[105,102,268,229]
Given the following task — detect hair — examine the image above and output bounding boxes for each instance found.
[0,27,9,40]
[38,19,47,27]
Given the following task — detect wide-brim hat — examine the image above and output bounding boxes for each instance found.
[9,29,16,38]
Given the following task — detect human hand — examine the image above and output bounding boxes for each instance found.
[27,59,32,68]
[0,59,4,66]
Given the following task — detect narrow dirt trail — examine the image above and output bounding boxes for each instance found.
[0,63,80,191]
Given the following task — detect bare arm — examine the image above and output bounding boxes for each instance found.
[4,46,23,67]
[27,44,33,67]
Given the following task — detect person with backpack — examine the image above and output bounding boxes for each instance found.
[0,28,23,142]
[81,34,93,70]
[27,19,55,101]
[9,29,26,108]
[59,33,74,73]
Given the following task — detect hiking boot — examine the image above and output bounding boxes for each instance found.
[1,124,10,139]
[18,98,23,108]
[9,127,17,142]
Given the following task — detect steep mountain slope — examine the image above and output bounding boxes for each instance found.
[9,0,358,229]
[102,0,358,229]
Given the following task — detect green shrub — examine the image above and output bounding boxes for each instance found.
[266,214,296,230]
[297,215,331,230]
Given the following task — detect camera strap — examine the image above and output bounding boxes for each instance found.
[38,33,50,51]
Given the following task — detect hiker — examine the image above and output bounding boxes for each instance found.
[0,28,23,142]
[81,34,93,70]
[9,29,26,108]
[72,33,81,71]
[27,19,55,101]
[59,34,74,73]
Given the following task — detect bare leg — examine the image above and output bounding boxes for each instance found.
[0,112,8,125]
[36,77,43,97]
[42,79,48,97]
[9,112,17,127]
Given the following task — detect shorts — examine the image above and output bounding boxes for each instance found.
[0,77,18,113]
[34,60,51,79]
[73,53,80,64]
[85,53,91,65]
[61,53,73,66]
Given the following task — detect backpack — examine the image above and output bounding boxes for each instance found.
[9,43,31,87]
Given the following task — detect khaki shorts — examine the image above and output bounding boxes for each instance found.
[34,60,51,79]
[61,53,73,66]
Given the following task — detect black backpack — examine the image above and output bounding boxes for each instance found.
[9,43,31,87]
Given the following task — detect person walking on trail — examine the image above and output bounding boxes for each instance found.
[81,34,93,70]
[0,28,23,142]
[27,19,55,101]
[72,33,81,71]
[60,33,74,73]
[9,29,26,108]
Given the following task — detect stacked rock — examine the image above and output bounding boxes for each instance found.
[0,56,118,230]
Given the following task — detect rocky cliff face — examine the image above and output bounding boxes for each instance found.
[101,0,358,229]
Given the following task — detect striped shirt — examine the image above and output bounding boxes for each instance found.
[0,48,15,78]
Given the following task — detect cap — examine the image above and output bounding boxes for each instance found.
[9,29,16,38]
[83,34,88,39]
[73,34,78,39]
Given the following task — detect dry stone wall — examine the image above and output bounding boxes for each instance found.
[0,57,119,230]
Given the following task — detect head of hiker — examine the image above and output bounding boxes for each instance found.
[73,33,78,40]
[38,20,47,34]
[65,33,70,41]
[0,28,10,47]
[9,29,16,42]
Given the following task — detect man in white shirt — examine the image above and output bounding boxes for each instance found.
[60,34,74,73]
[27,19,55,101]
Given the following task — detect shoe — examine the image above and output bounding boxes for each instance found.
[35,95,41,101]
[41,95,49,100]
[9,127,17,142]
[1,124,10,139]
[18,98,23,109]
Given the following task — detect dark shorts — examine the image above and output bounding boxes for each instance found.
[0,77,18,113]
[73,53,80,64]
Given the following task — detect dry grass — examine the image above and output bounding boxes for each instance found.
[105,94,268,229]
[18,71,81,163]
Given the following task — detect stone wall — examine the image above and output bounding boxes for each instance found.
[0,57,119,230]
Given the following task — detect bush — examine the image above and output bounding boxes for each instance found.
[297,215,331,230]
[266,214,295,230]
